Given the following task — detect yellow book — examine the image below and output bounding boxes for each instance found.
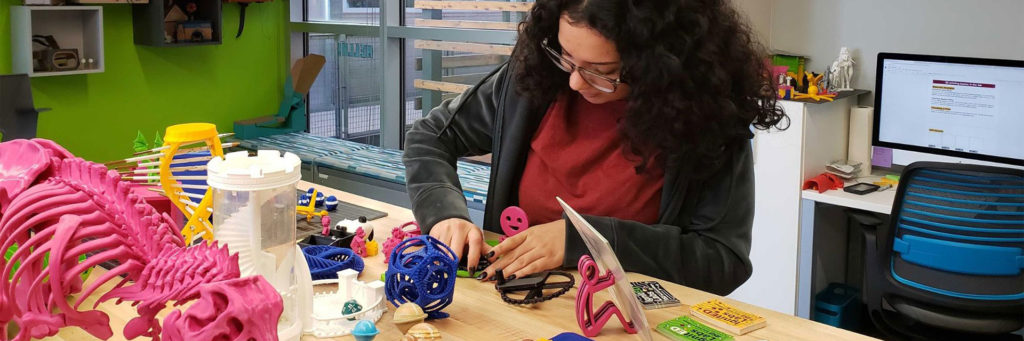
[689,299,767,335]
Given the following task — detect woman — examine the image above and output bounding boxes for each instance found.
[402,0,786,294]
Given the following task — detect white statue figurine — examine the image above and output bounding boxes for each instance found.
[829,47,855,91]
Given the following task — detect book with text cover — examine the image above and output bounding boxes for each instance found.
[689,299,766,335]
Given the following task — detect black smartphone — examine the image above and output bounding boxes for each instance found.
[843,182,880,195]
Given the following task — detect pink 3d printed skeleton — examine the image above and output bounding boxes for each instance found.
[0,139,283,341]
[381,221,420,263]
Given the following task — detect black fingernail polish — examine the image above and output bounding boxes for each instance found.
[485,250,494,258]
[507,274,517,281]
[476,272,487,280]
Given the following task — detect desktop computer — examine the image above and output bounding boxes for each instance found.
[872,53,1024,167]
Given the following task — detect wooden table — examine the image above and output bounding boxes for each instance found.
[44,181,878,341]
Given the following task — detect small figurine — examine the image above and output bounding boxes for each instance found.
[315,192,325,207]
[393,303,428,333]
[792,72,836,102]
[325,195,339,211]
[343,299,363,320]
[351,320,380,341]
[829,47,855,92]
[366,239,379,257]
[403,323,442,341]
[351,227,367,256]
[321,215,332,236]
[298,193,311,206]
[576,255,637,337]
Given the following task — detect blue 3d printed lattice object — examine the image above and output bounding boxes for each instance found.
[303,245,365,280]
[384,235,457,319]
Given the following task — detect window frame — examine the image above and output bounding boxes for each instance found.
[290,0,521,149]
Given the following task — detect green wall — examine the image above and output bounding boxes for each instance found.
[0,0,289,162]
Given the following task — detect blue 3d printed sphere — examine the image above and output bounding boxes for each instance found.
[384,235,457,319]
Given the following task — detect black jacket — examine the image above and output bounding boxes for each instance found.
[402,61,755,295]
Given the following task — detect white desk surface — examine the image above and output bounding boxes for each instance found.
[801,188,895,214]
[800,170,898,214]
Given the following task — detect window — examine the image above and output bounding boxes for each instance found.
[293,0,527,149]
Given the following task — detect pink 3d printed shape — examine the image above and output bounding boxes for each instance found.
[351,226,368,257]
[499,206,529,242]
[381,221,420,263]
[575,255,637,337]
[0,139,283,341]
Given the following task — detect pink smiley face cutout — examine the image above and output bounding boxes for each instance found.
[500,206,529,238]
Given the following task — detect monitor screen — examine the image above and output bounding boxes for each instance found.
[873,53,1024,166]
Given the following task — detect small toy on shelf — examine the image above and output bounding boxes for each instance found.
[384,236,458,319]
[325,195,339,211]
[499,206,529,241]
[828,47,855,92]
[791,72,836,102]
[494,269,575,305]
[299,193,311,206]
[393,303,428,333]
[315,191,325,207]
[403,323,442,341]
[351,320,380,341]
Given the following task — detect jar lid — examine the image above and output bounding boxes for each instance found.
[207,150,301,191]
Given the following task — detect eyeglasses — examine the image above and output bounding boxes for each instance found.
[541,39,624,93]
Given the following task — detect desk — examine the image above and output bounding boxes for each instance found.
[797,173,897,318]
[45,181,878,341]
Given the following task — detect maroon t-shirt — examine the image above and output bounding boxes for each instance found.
[518,92,664,224]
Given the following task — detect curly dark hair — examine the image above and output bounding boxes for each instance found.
[514,0,787,176]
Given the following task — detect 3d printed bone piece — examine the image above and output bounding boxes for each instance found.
[0,139,283,341]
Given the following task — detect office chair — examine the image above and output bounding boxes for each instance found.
[861,161,1024,341]
[0,74,48,142]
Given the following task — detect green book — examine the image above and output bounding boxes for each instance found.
[656,316,733,341]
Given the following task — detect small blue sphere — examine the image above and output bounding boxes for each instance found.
[298,193,311,206]
[325,195,340,211]
[315,191,325,207]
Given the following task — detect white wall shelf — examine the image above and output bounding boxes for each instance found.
[10,6,104,77]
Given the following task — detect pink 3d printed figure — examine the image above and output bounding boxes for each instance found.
[575,255,637,337]
[499,206,529,242]
[0,139,283,341]
[381,221,420,263]
[351,226,368,256]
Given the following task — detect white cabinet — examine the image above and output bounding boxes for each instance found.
[728,96,857,316]
[10,6,104,77]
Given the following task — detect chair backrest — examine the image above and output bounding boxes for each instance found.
[0,74,38,142]
[886,162,1024,302]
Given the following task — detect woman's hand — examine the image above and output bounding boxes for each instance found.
[430,218,487,272]
[481,219,566,281]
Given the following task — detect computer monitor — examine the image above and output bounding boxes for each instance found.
[873,53,1024,167]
